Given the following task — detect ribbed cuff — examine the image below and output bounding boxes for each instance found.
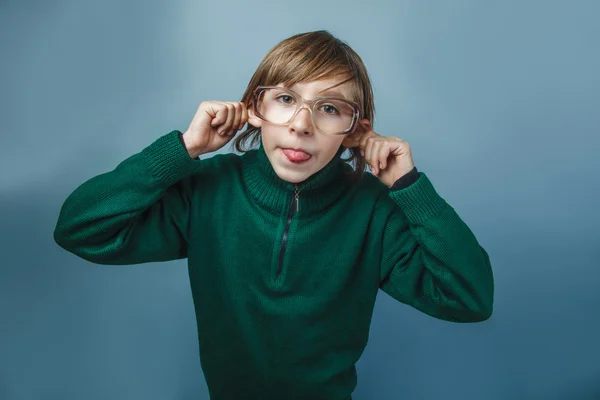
[388,172,449,225]
[141,130,203,186]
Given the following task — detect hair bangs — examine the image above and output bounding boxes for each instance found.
[266,46,354,89]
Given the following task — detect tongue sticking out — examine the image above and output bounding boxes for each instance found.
[283,149,312,162]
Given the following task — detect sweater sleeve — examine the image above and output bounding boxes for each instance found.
[378,172,494,322]
[53,130,204,265]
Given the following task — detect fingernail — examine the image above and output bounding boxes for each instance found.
[360,150,365,156]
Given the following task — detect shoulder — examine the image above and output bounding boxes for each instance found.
[186,151,242,188]
[345,169,397,212]
[348,168,389,197]
[199,151,241,170]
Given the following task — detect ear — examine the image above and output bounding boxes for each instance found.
[341,119,370,148]
[247,104,262,128]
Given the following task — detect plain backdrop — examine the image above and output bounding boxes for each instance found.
[1,1,599,399]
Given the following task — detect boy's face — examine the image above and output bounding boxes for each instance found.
[248,76,363,184]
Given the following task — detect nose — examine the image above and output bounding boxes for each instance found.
[289,106,314,135]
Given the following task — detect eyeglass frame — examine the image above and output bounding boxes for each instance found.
[251,85,361,135]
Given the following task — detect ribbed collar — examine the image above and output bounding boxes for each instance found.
[241,140,353,216]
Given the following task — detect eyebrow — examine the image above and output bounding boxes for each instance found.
[316,88,348,99]
[285,83,350,100]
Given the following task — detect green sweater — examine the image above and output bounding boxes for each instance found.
[54,130,494,400]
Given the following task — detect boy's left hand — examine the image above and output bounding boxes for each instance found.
[358,120,415,187]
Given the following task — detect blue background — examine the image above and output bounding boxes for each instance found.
[1,1,599,399]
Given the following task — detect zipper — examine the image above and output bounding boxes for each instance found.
[276,184,300,281]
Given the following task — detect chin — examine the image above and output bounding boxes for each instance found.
[274,167,311,184]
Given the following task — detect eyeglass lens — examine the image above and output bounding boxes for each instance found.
[256,88,355,134]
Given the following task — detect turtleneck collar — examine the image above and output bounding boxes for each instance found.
[241,140,353,216]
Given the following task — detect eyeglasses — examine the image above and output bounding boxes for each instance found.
[252,86,360,135]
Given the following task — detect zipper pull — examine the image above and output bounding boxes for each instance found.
[294,185,300,212]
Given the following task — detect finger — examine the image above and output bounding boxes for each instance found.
[363,137,371,170]
[365,136,376,173]
[378,142,390,171]
[210,103,228,128]
[359,128,378,154]
[359,132,371,152]
[220,103,235,135]
[240,102,248,130]
[230,103,242,135]
[371,140,383,175]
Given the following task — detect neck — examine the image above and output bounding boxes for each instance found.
[241,141,352,215]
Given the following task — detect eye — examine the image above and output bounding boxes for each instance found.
[320,104,339,115]
[276,95,295,104]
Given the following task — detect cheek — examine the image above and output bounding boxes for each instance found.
[259,127,276,146]
[319,136,345,158]
[309,139,344,170]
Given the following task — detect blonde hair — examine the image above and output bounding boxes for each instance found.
[232,30,375,180]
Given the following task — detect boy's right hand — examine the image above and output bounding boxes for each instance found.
[182,101,249,158]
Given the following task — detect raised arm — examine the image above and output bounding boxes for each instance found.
[378,172,494,322]
[54,130,203,265]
